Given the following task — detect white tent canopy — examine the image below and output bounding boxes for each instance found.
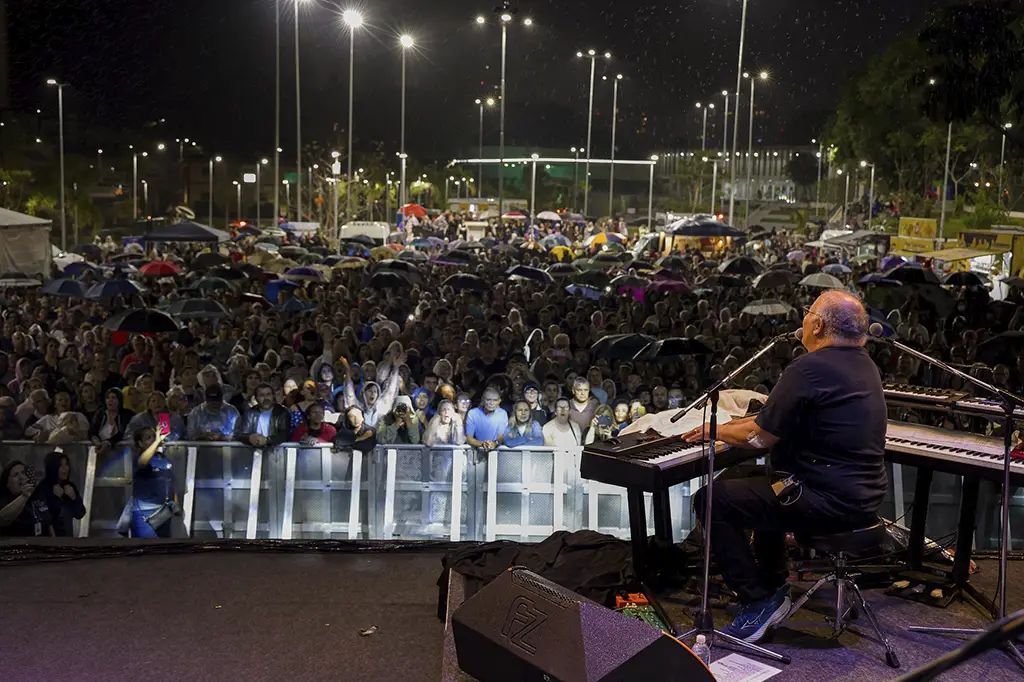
[0,208,52,276]
[0,207,51,228]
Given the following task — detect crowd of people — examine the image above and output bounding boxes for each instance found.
[1,209,1022,538]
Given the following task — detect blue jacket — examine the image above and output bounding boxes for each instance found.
[503,421,545,447]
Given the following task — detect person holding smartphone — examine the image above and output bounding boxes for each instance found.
[0,461,54,537]
[129,426,176,538]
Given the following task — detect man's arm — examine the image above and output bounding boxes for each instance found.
[715,419,779,449]
[464,411,485,447]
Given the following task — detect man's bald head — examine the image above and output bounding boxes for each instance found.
[813,291,869,344]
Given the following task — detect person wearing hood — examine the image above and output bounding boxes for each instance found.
[341,350,406,428]
[411,387,434,428]
[40,450,86,537]
[377,396,422,445]
[90,388,134,456]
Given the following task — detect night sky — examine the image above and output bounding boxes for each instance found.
[8,0,942,162]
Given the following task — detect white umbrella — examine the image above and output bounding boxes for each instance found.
[536,211,562,222]
[799,273,845,289]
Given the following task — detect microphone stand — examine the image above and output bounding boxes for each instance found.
[872,330,1024,670]
[674,331,795,665]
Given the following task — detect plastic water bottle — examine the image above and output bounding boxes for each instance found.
[692,634,711,666]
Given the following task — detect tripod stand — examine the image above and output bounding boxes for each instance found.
[670,332,795,664]
[870,325,1024,671]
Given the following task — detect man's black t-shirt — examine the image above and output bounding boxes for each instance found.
[755,346,887,515]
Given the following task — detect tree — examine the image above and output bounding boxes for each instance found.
[919,1,1024,151]
[785,154,819,201]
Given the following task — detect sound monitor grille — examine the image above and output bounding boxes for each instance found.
[510,568,581,607]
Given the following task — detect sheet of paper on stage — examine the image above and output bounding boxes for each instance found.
[708,653,782,682]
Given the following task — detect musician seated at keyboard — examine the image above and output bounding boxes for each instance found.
[682,291,888,644]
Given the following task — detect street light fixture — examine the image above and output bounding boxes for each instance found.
[570,146,584,211]
[475,97,496,199]
[647,155,658,233]
[45,78,69,248]
[727,0,751,227]
[577,48,611,216]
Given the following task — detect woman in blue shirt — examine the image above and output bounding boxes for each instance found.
[130,426,176,538]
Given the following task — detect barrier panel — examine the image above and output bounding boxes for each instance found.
[0,441,1018,548]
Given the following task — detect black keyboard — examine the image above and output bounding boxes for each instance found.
[883,383,1024,420]
[581,431,755,491]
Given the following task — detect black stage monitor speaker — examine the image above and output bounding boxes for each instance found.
[451,567,714,682]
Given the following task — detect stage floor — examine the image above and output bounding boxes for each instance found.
[0,545,1021,682]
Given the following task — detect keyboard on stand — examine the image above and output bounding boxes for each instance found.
[885,421,1024,485]
[883,383,1024,421]
[581,431,755,491]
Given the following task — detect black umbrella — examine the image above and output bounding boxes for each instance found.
[768,262,798,272]
[632,337,713,361]
[370,271,413,289]
[943,271,986,287]
[348,234,376,246]
[718,256,765,276]
[572,270,612,289]
[884,264,941,285]
[442,273,488,291]
[590,333,656,360]
[655,255,688,270]
[207,266,249,281]
[40,278,88,299]
[236,263,265,279]
[103,308,180,333]
[700,273,747,288]
[609,274,648,289]
[908,283,956,318]
[74,244,102,260]
[192,252,232,270]
[507,265,555,285]
[546,262,580,278]
[802,262,820,275]
[752,270,799,290]
[864,285,910,313]
[1002,276,1024,289]
[165,299,231,319]
[976,331,1024,366]
[375,259,420,274]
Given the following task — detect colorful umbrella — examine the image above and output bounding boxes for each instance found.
[400,203,428,218]
[565,284,603,301]
[583,231,624,247]
[549,245,576,262]
[536,211,563,222]
[369,247,394,261]
[337,256,369,270]
[786,250,807,261]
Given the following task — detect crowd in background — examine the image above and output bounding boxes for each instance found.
[2,210,1023,537]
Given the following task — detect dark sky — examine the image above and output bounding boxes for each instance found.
[8,0,941,162]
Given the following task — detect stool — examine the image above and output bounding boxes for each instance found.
[785,521,901,669]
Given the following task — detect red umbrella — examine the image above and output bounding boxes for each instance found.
[139,261,182,277]
[400,203,428,218]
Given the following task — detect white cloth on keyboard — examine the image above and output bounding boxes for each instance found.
[619,389,768,439]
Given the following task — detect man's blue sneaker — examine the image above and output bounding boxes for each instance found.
[720,586,791,643]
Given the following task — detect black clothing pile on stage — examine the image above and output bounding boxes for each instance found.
[436,530,635,619]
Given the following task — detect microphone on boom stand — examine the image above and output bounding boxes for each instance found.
[868,322,1024,671]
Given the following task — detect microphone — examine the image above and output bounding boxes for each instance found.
[868,322,886,339]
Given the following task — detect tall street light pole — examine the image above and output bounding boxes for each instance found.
[704,157,719,215]
[256,158,268,226]
[131,149,148,220]
[861,161,876,230]
[476,97,495,200]
[607,73,622,218]
[343,10,364,224]
[400,34,414,209]
[813,138,823,216]
[208,155,221,227]
[839,168,850,227]
[571,146,583,211]
[744,71,767,228]
[529,153,539,231]
[728,0,750,226]
[696,101,711,151]
[647,156,658,233]
[721,90,730,160]
[577,48,610,217]
[234,181,241,221]
[999,122,1012,205]
[46,79,67,249]
[295,0,303,223]
[274,2,280,225]
[940,121,952,235]
[477,6,533,230]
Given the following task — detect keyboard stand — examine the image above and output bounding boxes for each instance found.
[626,487,680,635]
[899,469,994,616]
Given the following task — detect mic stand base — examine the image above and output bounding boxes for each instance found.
[678,387,790,666]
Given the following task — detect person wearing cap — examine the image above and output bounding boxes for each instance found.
[237,384,292,448]
[522,382,547,424]
[186,383,240,441]
[377,396,422,445]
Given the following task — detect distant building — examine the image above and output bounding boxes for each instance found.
[653,145,819,201]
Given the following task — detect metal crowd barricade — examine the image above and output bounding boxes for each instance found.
[4,441,1014,546]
